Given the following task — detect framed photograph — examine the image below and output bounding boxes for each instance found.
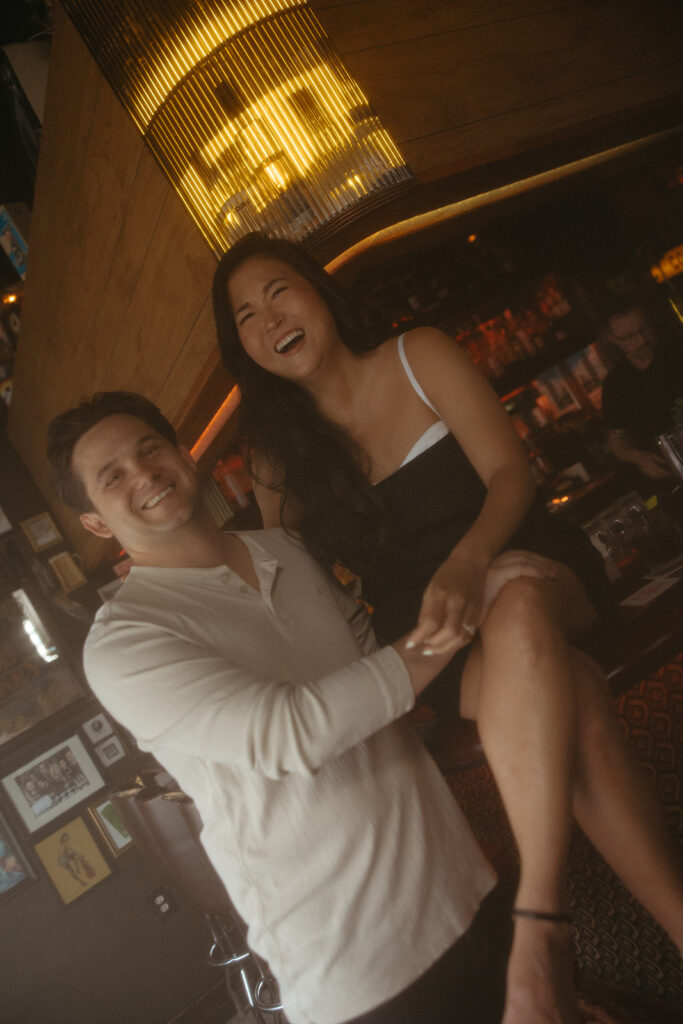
[34,816,112,904]
[48,552,87,594]
[82,713,113,745]
[0,806,36,903]
[20,513,63,553]
[88,798,133,857]
[0,588,84,751]
[94,735,126,768]
[2,735,104,833]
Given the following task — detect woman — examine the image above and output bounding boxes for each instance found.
[213,232,683,1024]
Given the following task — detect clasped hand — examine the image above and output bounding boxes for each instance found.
[405,549,558,655]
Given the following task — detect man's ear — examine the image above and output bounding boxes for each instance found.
[79,511,115,539]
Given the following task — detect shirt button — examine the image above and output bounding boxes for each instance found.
[239,584,248,594]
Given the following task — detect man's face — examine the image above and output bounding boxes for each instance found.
[72,414,200,558]
[609,307,658,370]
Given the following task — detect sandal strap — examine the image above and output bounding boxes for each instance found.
[512,907,573,923]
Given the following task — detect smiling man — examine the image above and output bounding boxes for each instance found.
[46,391,511,1024]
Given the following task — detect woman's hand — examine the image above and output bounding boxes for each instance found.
[406,549,558,655]
[406,550,489,654]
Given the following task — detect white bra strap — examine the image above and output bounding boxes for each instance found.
[397,334,439,416]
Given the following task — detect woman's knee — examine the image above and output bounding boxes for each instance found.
[480,576,555,652]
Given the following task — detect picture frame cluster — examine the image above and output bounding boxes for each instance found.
[0,711,134,906]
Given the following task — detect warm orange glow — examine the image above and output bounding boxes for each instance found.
[650,243,683,282]
[467,233,477,243]
[325,128,681,275]
[191,385,242,460]
[2,294,18,304]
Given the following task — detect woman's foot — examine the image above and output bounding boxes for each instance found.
[502,915,580,1024]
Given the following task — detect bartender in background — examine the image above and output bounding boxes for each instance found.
[601,293,683,482]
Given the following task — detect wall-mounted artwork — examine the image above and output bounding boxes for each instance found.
[2,735,104,833]
[48,552,87,594]
[0,807,36,903]
[20,513,63,553]
[94,734,126,768]
[88,799,133,858]
[82,713,113,745]
[34,815,112,904]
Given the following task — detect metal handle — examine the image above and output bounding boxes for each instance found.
[208,942,250,968]
[252,970,284,1011]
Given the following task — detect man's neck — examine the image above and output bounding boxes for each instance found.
[127,507,230,570]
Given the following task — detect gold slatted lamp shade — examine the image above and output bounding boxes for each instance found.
[61,0,414,252]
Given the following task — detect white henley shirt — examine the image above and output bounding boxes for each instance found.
[84,528,495,1024]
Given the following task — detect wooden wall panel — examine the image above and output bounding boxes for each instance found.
[314,0,683,179]
[8,8,217,567]
[400,62,683,182]
[313,0,579,53]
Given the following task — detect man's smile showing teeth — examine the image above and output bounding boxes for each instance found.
[275,329,304,354]
[143,484,174,509]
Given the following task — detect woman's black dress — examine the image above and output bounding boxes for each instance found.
[362,433,613,715]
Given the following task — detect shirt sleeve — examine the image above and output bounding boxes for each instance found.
[83,616,413,779]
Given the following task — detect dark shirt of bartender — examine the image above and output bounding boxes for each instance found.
[601,296,683,481]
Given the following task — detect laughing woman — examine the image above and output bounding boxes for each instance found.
[213,232,683,1024]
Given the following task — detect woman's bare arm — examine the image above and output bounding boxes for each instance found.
[400,327,537,648]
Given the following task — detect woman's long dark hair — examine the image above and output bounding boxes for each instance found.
[213,232,385,575]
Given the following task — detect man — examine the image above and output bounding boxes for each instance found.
[47,391,508,1024]
[601,295,683,481]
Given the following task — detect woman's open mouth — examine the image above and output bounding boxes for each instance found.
[275,329,304,354]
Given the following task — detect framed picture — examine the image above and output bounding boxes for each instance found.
[48,552,87,594]
[20,513,63,553]
[82,713,113,745]
[2,735,104,833]
[34,816,112,904]
[88,798,133,857]
[0,806,36,903]
[94,735,126,767]
[0,588,83,751]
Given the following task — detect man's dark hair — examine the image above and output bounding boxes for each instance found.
[602,290,652,329]
[47,391,177,513]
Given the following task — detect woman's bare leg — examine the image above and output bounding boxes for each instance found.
[460,576,582,1024]
[458,567,683,1022]
[569,646,683,951]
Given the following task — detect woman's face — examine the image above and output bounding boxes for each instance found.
[227,256,342,383]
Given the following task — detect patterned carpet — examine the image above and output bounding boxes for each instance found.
[446,653,683,1022]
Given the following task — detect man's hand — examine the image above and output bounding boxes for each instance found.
[631,450,671,480]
